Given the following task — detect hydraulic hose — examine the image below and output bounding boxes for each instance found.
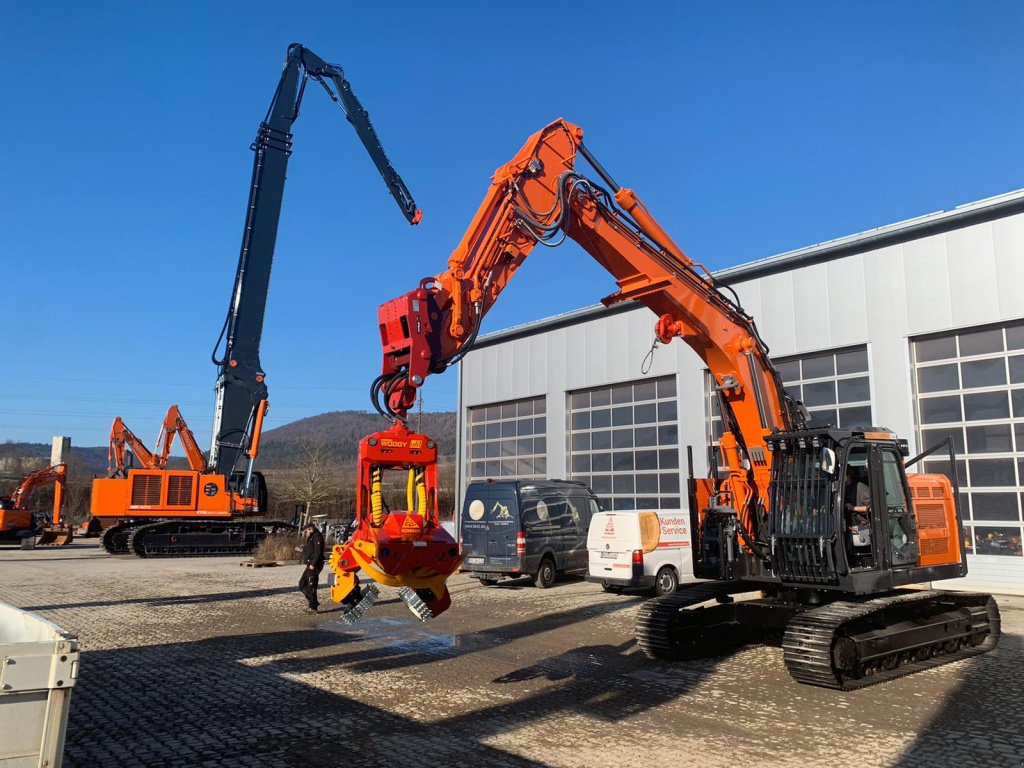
[370,467,384,527]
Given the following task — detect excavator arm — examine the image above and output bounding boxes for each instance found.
[376,118,802,545]
[108,417,160,475]
[154,405,208,472]
[209,43,422,488]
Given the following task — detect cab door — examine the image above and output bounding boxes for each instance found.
[868,445,920,568]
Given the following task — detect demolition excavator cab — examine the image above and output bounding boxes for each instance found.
[752,429,964,593]
[328,422,463,622]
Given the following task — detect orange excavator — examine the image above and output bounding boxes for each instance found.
[342,118,999,687]
[90,44,421,557]
[1,463,72,546]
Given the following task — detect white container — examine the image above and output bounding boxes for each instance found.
[0,602,79,768]
[586,510,699,596]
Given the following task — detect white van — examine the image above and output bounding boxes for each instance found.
[586,510,694,596]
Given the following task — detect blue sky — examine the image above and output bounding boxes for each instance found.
[2,1,1023,450]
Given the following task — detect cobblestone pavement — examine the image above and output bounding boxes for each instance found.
[2,541,1022,767]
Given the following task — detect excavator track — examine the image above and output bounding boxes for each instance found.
[127,520,295,557]
[101,520,143,554]
[783,590,1000,690]
[635,581,757,660]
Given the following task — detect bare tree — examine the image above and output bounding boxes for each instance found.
[275,440,343,528]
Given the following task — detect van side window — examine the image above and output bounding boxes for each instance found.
[522,499,541,526]
[544,496,568,527]
[566,497,581,527]
[589,498,602,517]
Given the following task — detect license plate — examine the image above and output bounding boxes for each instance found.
[466,557,485,565]
[600,552,619,559]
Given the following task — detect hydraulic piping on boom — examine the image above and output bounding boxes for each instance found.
[90,44,422,557]
[353,118,998,687]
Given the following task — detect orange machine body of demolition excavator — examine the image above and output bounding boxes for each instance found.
[90,402,272,556]
[354,118,998,688]
[1,462,72,545]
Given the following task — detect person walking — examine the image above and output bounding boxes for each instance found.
[298,522,326,613]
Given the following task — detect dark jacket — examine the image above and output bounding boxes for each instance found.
[301,528,326,570]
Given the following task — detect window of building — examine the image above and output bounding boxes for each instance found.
[467,396,547,481]
[912,321,1024,557]
[568,375,680,511]
[706,345,872,472]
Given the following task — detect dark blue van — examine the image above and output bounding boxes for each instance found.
[459,480,601,588]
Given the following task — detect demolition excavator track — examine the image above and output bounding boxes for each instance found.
[782,590,1000,690]
[102,519,294,557]
[101,520,142,554]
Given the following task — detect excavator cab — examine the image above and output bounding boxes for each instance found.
[759,428,966,593]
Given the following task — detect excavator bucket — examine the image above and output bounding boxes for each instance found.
[328,423,463,622]
[36,527,74,546]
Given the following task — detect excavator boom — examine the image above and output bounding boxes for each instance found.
[376,119,797,540]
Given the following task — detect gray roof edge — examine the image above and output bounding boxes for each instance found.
[473,187,1024,349]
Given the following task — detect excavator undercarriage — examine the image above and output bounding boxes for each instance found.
[636,584,1000,690]
[101,518,295,557]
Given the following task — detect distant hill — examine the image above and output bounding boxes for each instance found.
[259,410,456,468]
[0,409,456,483]
[0,442,111,480]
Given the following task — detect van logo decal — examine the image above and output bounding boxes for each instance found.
[468,499,486,521]
[604,518,615,533]
[492,502,511,520]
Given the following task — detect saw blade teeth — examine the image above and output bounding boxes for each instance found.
[338,583,380,625]
[397,586,434,622]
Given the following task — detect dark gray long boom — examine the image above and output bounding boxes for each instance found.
[209,43,421,479]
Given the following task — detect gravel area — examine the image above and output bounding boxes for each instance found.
[2,541,1021,767]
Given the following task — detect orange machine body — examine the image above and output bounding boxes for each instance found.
[90,469,245,521]
[90,403,266,528]
[906,473,964,568]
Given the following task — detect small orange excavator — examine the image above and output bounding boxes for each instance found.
[1,463,72,546]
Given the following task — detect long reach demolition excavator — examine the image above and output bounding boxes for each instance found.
[91,44,421,557]
[335,118,999,688]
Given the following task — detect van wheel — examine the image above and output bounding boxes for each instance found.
[653,566,678,596]
[601,582,623,594]
[534,557,556,589]
[478,577,499,586]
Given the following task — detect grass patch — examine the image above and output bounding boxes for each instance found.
[254,533,303,563]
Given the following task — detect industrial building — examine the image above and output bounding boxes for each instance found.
[456,188,1024,595]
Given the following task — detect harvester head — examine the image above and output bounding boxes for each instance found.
[328,423,463,622]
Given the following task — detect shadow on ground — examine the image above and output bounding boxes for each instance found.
[62,597,721,768]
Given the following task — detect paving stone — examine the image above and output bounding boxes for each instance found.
[2,542,1022,768]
